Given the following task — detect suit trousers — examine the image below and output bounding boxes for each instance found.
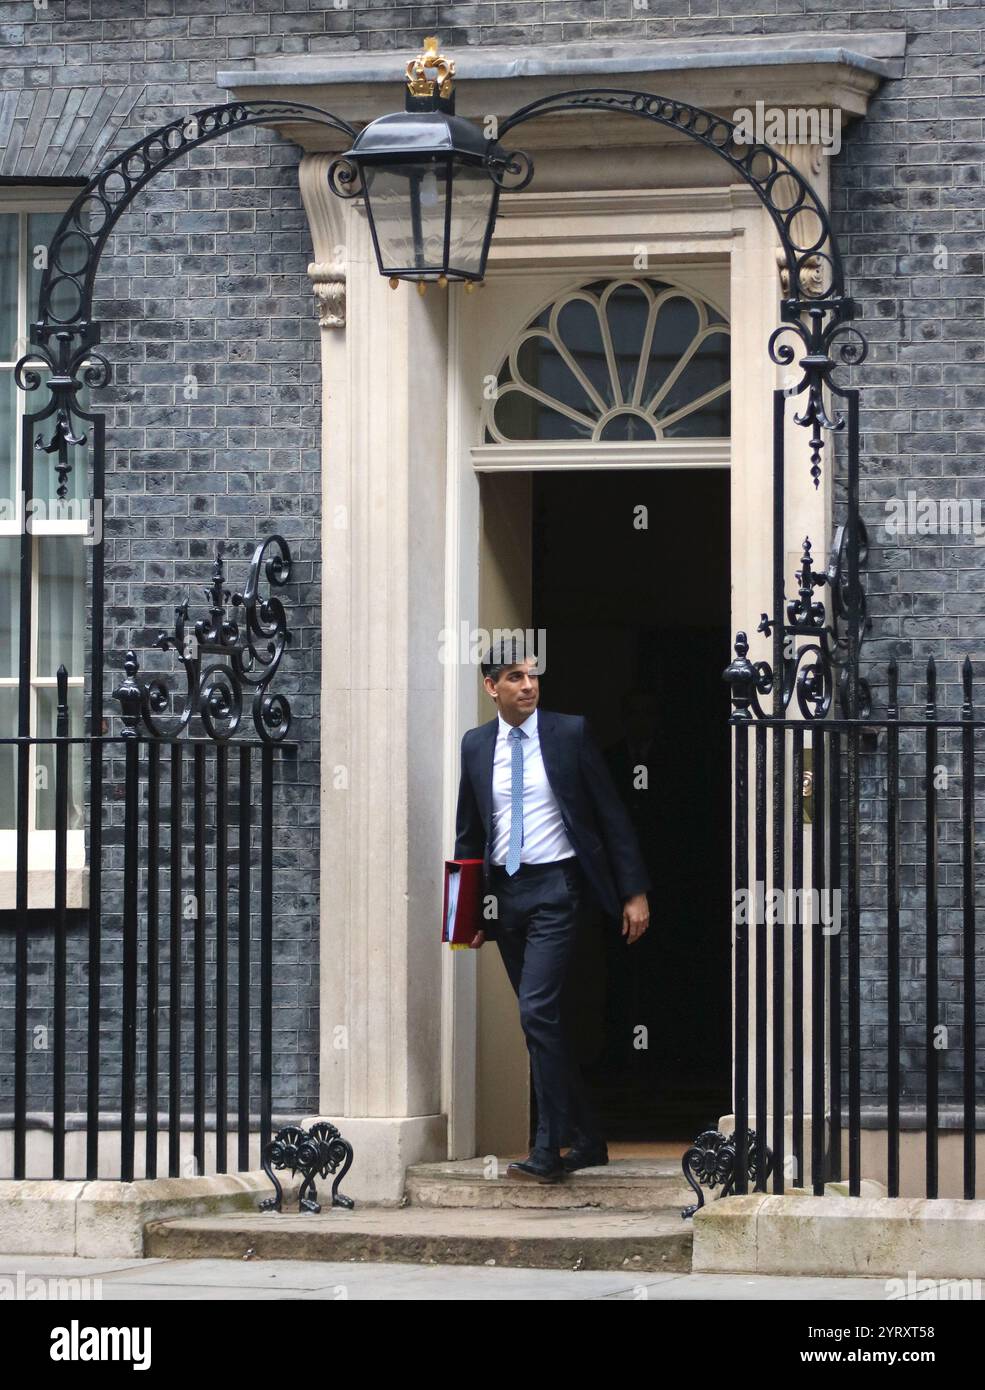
[489,857,601,1159]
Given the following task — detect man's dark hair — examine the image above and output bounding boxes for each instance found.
[480,631,540,683]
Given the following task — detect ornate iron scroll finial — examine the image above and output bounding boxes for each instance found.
[723,630,772,721]
[113,651,143,739]
[112,536,293,743]
[789,537,826,630]
[726,520,872,725]
[768,304,868,492]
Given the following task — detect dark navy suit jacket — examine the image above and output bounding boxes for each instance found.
[453,707,652,940]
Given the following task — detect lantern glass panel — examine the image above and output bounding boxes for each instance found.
[363,158,450,276]
[447,164,497,278]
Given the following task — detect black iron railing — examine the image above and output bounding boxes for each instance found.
[1,729,290,1182]
[1,708,290,1183]
[729,655,985,1201]
[1,539,295,1183]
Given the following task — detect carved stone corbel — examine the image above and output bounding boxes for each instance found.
[299,152,349,330]
[308,261,346,329]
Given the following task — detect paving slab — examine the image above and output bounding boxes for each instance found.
[0,1256,159,1277]
[0,1254,921,1300]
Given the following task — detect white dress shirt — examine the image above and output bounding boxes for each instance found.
[489,707,576,866]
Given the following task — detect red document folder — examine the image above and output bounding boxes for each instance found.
[442,858,484,949]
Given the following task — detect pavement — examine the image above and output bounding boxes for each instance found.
[0,1254,971,1300]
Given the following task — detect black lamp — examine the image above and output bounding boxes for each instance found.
[328,38,532,289]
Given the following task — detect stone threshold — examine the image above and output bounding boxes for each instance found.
[404,1156,693,1212]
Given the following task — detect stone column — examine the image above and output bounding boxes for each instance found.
[776,139,834,598]
[298,153,450,1201]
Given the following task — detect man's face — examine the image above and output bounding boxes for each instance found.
[485,658,540,723]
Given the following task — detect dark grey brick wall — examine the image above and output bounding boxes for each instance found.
[826,7,985,1117]
[2,0,983,1145]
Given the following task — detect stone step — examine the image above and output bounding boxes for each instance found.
[404,1157,695,1211]
[144,1205,693,1273]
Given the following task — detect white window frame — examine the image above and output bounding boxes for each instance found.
[0,188,88,884]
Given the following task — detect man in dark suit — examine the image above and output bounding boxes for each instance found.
[454,638,652,1182]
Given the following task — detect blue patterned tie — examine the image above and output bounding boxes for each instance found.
[505,726,526,875]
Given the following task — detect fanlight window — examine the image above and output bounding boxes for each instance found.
[484,278,730,444]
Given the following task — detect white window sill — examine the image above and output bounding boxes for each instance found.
[0,832,89,910]
[0,868,89,911]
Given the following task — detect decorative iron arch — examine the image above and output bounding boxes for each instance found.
[497,87,869,723]
[7,102,363,1190]
[7,78,876,1207]
[31,100,356,341]
[13,99,359,751]
[501,89,848,315]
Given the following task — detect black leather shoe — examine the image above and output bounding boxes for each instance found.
[506,1153,565,1183]
[561,1141,609,1173]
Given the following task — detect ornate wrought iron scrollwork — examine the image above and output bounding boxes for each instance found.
[260,1122,355,1215]
[501,90,870,733]
[681,1128,773,1219]
[769,310,868,489]
[327,143,533,198]
[485,146,534,191]
[737,295,871,725]
[112,536,292,743]
[726,526,872,723]
[326,155,363,200]
[769,536,839,721]
[14,331,110,501]
[500,88,848,314]
[15,100,357,509]
[12,97,360,834]
[33,101,356,335]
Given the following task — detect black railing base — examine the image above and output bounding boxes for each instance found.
[260,1122,355,1214]
[681,1127,774,1220]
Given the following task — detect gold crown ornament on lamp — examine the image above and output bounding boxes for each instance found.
[405,36,456,103]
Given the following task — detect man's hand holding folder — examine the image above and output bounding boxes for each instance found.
[442,858,486,949]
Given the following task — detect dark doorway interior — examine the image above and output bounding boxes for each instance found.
[530,467,731,1143]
